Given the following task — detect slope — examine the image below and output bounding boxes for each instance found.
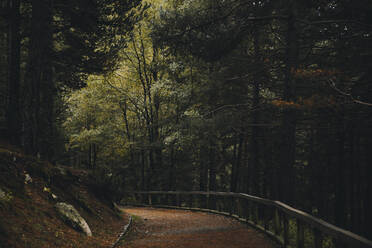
[0,143,129,248]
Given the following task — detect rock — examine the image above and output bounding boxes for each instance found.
[43,187,58,201]
[55,202,92,236]
[51,193,58,200]
[24,173,32,184]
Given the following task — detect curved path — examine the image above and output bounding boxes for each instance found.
[119,207,277,248]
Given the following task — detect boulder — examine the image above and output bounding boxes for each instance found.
[51,193,58,200]
[55,202,92,236]
[24,173,32,184]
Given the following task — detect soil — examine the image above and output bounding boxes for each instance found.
[0,146,129,248]
[120,207,278,248]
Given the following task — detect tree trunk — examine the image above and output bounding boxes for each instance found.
[141,149,146,190]
[278,0,298,204]
[168,145,175,191]
[250,24,261,196]
[208,143,216,192]
[7,0,21,146]
[93,144,97,168]
[231,135,243,192]
[199,145,208,191]
[24,0,54,158]
[88,144,92,168]
[364,139,372,239]
[230,138,238,192]
[335,112,347,229]
[244,137,252,194]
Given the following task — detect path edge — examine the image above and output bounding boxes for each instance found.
[121,204,282,247]
[111,214,133,248]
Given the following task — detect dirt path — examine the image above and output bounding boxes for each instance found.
[119,207,277,248]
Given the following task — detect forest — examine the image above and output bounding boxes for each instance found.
[1,0,371,242]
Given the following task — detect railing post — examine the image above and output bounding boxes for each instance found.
[198,194,203,209]
[210,193,216,210]
[274,208,280,236]
[237,197,242,218]
[188,194,193,208]
[263,205,269,231]
[247,200,252,221]
[243,198,249,220]
[297,219,305,248]
[313,228,323,248]
[253,203,258,224]
[162,193,166,205]
[171,193,176,206]
[229,196,234,216]
[153,193,157,205]
[176,193,180,207]
[283,214,289,248]
[148,193,152,205]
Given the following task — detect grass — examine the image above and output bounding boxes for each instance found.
[131,214,144,223]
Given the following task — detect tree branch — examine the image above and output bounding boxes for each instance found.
[328,79,372,107]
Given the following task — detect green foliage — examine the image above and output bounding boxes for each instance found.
[59,0,372,240]
[54,0,145,80]
[0,189,13,203]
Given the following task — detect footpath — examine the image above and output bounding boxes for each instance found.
[119,207,277,248]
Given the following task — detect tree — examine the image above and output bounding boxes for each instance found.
[151,0,372,239]
[7,0,21,146]
[2,0,143,159]
[60,0,372,240]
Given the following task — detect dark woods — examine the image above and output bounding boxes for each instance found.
[150,0,372,239]
[0,0,142,157]
[1,0,372,241]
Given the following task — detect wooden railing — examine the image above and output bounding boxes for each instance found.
[122,191,372,248]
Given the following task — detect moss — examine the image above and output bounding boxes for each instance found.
[131,214,144,224]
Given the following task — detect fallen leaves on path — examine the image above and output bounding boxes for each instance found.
[119,207,277,248]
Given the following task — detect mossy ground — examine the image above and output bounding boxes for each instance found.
[0,142,129,248]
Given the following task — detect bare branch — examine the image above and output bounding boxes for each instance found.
[328,79,372,107]
[201,102,265,118]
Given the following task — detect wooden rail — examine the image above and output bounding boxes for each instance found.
[122,191,372,248]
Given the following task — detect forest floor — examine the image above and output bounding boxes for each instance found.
[0,140,277,248]
[119,207,278,248]
[0,143,129,248]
